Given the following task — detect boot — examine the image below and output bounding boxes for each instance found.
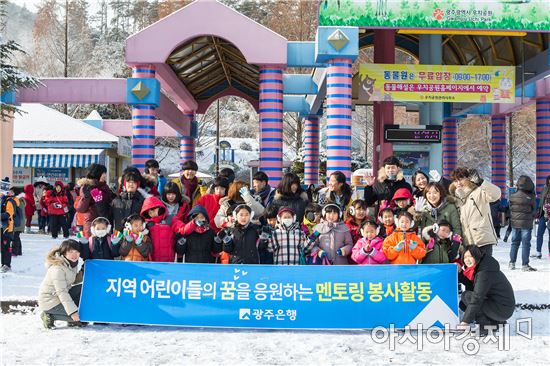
[41,312,54,329]
[522,264,537,272]
[530,252,542,259]
[25,227,32,234]
[68,321,88,327]
[508,262,515,270]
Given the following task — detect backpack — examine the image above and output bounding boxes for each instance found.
[2,197,23,229]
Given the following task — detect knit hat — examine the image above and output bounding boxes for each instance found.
[181,160,198,172]
[33,176,48,187]
[277,207,295,217]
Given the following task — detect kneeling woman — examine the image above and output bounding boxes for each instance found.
[38,239,85,329]
[458,245,515,332]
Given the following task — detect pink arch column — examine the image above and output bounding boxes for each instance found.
[326,58,353,182]
[491,114,507,197]
[303,115,320,185]
[259,66,284,184]
[180,111,196,164]
[442,116,459,178]
[536,98,550,193]
[131,65,156,171]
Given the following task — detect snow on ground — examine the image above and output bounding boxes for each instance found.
[1,231,549,365]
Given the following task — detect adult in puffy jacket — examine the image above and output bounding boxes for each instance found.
[46,181,69,239]
[269,173,309,223]
[23,184,36,233]
[413,182,462,238]
[364,155,412,210]
[171,160,207,206]
[458,245,515,333]
[75,164,112,236]
[38,240,83,328]
[508,175,537,271]
[110,169,147,231]
[450,168,501,257]
[141,195,175,262]
[177,204,218,263]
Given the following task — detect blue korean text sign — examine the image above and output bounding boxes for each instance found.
[80,261,459,329]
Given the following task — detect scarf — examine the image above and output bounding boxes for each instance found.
[256,185,272,202]
[182,176,198,198]
[463,264,477,281]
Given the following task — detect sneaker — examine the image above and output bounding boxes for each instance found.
[41,312,54,329]
[522,265,537,272]
[0,265,11,273]
[530,252,542,259]
[508,262,515,270]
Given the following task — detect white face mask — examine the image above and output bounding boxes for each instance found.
[92,228,109,238]
[281,218,294,228]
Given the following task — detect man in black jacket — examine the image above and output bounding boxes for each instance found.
[363,155,412,210]
[508,175,537,271]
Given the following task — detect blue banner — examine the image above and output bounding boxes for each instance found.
[80,261,459,329]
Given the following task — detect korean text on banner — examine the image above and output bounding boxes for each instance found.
[358,64,515,104]
[80,261,459,329]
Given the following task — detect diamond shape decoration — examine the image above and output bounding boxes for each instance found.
[327,29,349,51]
[131,81,151,100]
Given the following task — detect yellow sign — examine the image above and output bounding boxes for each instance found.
[358,64,515,104]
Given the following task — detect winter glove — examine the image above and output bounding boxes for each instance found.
[414,196,427,212]
[468,169,483,185]
[308,231,320,243]
[239,186,250,197]
[259,226,272,241]
[429,169,442,182]
[214,230,227,244]
[317,249,327,259]
[408,241,418,251]
[362,242,373,253]
[111,230,123,245]
[75,231,88,244]
[451,234,462,243]
[123,228,134,243]
[135,232,145,246]
[176,236,187,250]
[394,241,405,252]
[336,248,346,256]
[258,238,268,252]
[195,219,206,227]
[90,188,103,203]
[427,238,435,250]
[222,234,234,253]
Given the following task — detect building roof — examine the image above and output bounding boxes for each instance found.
[14,103,118,143]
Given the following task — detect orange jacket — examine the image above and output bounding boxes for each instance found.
[73,196,86,226]
[383,229,426,264]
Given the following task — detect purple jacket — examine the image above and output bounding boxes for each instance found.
[351,237,386,265]
[312,221,353,265]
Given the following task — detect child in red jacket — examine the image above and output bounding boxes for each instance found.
[46,181,69,239]
[344,199,368,245]
[141,196,176,263]
[23,184,36,233]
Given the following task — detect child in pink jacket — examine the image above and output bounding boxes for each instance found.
[351,220,386,265]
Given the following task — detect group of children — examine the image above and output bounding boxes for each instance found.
[73,176,461,267]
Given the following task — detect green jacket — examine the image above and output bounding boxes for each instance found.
[414,199,462,238]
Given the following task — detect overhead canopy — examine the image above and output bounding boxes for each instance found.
[13,148,105,168]
[166,36,259,102]
[359,31,549,66]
